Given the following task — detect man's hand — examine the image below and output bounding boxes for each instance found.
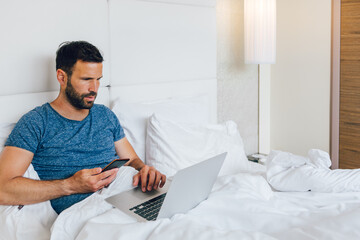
[113,138,166,192]
[133,165,166,192]
[0,146,120,206]
[66,167,119,194]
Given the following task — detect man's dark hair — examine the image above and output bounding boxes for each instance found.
[56,41,103,78]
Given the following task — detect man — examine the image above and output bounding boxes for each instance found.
[0,41,166,214]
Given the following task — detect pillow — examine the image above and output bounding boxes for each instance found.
[0,123,57,240]
[111,95,210,163]
[0,123,15,152]
[146,114,250,176]
[0,163,57,240]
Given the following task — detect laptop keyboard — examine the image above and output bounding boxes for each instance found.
[129,193,167,221]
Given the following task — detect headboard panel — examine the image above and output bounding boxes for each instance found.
[108,0,216,86]
[0,0,110,96]
[109,79,217,123]
[0,0,217,126]
[0,87,109,123]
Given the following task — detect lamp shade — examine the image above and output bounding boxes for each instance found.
[244,0,276,64]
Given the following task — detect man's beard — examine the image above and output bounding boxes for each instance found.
[65,79,97,109]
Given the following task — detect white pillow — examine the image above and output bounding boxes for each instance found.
[0,123,57,239]
[0,122,15,152]
[111,95,210,162]
[146,114,250,176]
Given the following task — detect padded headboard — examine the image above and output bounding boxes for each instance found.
[0,0,110,95]
[0,0,217,123]
[109,79,217,123]
[0,87,109,123]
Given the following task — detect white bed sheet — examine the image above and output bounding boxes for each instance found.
[49,165,360,240]
[267,149,360,193]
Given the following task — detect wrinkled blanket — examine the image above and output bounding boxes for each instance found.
[50,166,360,240]
[267,149,360,192]
[3,162,360,240]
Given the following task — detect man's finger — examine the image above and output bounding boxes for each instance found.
[141,168,149,192]
[97,168,118,181]
[91,167,102,175]
[133,173,140,186]
[100,170,117,185]
[96,169,118,189]
[92,169,117,189]
[147,170,156,191]
[153,171,161,190]
[160,174,166,188]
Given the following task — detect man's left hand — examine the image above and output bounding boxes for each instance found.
[133,165,166,192]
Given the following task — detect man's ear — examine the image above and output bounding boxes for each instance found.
[56,69,67,87]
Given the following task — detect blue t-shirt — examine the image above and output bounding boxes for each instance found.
[5,103,125,214]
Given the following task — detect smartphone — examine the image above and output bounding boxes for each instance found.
[101,158,129,172]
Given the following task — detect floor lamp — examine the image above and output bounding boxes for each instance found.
[244,0,276,155]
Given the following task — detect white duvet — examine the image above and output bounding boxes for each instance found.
[267,149,360,192]
[47,165,360,240]
[3,164,360,240]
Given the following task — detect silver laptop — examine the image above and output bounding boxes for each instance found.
[105,152,227,221]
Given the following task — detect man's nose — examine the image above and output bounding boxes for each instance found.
[89,80,99,92]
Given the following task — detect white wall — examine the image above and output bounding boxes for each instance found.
[0,0,219,124]
[217,0,259,155]
[109,0,216,86]
[270,0,331,155]
[0,0,110,95]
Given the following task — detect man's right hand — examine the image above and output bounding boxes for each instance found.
[0,147,120,206]
[65,167,119,194]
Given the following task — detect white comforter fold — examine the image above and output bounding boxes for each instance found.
[4,161,360,240]
[52,168,276,240]
[50,165,360,240]
[267,149,360,192]
[0,164,57,240]
[50,166,138,240]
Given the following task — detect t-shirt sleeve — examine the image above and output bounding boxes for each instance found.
[5,111,43,153]
[106,107,125,142]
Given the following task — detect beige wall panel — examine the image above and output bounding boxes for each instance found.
[270,0,331,155]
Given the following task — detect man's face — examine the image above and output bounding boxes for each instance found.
[65,60,103,109]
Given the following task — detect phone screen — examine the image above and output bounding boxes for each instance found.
[101,159,129,172]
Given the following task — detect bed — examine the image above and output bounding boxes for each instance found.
[2,89,360,240]
[2,0,360,239]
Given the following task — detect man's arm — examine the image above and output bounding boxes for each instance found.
[114,137,166,192]
[0,146,118,206]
